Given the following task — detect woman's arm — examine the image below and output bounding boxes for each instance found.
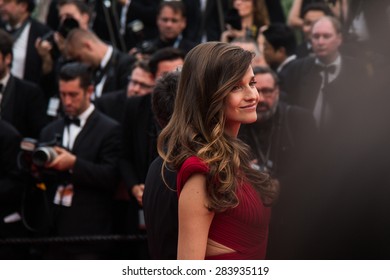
[287,0,304,28]
[177,174,215,260]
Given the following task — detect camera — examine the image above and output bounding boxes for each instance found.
[18,135,62,171]
[40,17,80,46]
[32,147,58,167]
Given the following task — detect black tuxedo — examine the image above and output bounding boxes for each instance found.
[95,89,127,123]
[283,55,367,122]
[39,109,121,258]
[1,75,48,138]
[1,17,52,85]
[97,49,135,95]
[24,18,52,85]
[120,94,159,191]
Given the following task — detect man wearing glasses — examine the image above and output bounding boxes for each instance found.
[95,60,154,123]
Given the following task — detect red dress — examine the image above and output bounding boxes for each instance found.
[177,156,271,259]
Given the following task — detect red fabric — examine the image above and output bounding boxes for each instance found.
[177,156,271,260]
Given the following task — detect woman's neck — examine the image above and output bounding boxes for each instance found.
[241,14,253,29]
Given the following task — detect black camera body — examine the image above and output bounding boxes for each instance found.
[40,17,80,46]
[18,135,62,172]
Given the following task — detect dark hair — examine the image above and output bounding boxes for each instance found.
[158,1,186,18]
[59,62,93,89]
[57,0,91,18]
[263,23,297,56]
[302,2,334,18]
[0,30,13,57]
[152,71,180,128]
[131,59,151,73]
[253,66,279,86]
[148,47,185,77]
[16,0,35,13]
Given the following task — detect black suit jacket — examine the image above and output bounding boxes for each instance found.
[100,49,135,95]
[143,156,178,260]
[95,89,127,123]
[1,75,48,138]
[283,55,367,115]
[120,94,159,190]
[39,109,121,237]
[183,0,231,43]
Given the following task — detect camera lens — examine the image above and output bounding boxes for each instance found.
[32,147,57,167]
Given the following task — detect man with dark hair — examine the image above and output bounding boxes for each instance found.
[134,1,197,57]
[38,62,121,259]
[262,23,297,89]
[0,0,51,85]
[148,47,185,79]
[263,24,297,70]
[143,70,180,260]
[0,29,48,138]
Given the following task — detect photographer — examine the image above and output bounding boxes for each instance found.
[35,0,90,101]
[37,62,122,259]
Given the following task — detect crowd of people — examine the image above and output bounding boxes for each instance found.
[1,0,390,260]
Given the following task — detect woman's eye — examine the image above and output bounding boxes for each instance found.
[250,81,257,87]
[231,85,243,92]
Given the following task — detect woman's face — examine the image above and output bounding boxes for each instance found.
[233,0,253,18]
[224,65,260,137]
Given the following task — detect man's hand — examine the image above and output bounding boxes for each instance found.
[46,146,76,171]
[132,184,144,206]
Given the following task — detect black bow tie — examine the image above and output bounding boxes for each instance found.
[316,64,336,75]
[64,116,81,127]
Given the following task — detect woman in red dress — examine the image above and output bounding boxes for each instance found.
[158,42,278,259]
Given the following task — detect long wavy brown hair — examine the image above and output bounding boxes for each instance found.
[158,42,277,212]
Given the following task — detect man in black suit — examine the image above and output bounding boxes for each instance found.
[0,29,48,138]
[95,60,155,123]
[0,0,51,85]
[38,62,121,259]
[283,16,367,130]
[133,1,197,57]
[65,28,135,99]
[0,120,31,259]
[262,23,297,92]
[121,47,184,208]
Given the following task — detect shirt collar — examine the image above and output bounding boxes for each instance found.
[277,54,297,73]
[100,45,113,69]
[77,103,95,128]
[0,72,11,88]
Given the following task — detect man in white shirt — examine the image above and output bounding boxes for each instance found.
[38,62,122,259]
